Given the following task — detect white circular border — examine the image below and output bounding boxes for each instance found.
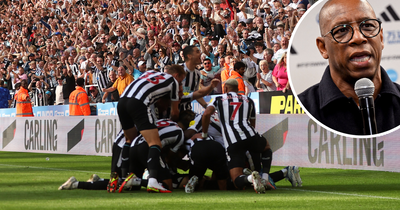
[287,0,400,139]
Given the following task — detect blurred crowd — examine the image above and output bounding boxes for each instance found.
[0,0,316,109]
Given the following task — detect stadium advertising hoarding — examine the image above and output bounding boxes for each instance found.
[191,91,302,114]
[0,115,398,172]
[1,116,121,156]
[0,91,298,116]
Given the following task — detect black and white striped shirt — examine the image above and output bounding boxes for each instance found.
[120,70,179,106]
[187,113,224,146]
[70,63,80,77]
[181,63,200,95]
[93,66,109,92]
[131,119,184,153]
[165,28,176,35]
[209,92,257,148]
[159,56,170,72]
[114,129,126,148]
[32,87,47,107]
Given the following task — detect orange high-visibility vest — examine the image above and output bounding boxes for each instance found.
[227,71,245,95]
[221,64,231,93]
[16,87,34,117]
[69,86,91,116]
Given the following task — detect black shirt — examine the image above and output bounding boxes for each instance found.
[62,73,75,100]
[298,66,400,135]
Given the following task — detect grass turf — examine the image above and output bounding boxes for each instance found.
[0,151,399,210]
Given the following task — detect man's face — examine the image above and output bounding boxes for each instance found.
[29,62,36,69]
[317,0,384,83]
[282,0,290,6]
[91,88,98,96]
[264,51,272,61]
[243,30,249,39]
[281,37,288,49]
[273,43,281,52]
[218,45,225,54]
[255,45,263,53]
[109,71,117,81]
[203,60,212,71]
[190,47,202,65]
[237,67,245,76]
[133,49,140,57]
[118,67,126,77]
[96,58,103,65]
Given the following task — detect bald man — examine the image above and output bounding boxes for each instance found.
[298,0,400,135]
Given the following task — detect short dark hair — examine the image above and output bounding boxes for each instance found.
[203,58,211,63]
[76,78,85,87]
[179,110,196,130]
[234,61,246,71]
[183,46,197,60]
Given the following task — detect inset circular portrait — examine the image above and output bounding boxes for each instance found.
[288,0,400,137]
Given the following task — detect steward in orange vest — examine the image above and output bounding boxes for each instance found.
[16,80,34,117]
[226,61,246,95]
[69,78,91,116]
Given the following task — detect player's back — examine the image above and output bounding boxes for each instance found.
[211,92,257,146]
[120,70,179,106]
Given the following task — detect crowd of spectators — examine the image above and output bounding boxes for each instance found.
[0,0,316,109]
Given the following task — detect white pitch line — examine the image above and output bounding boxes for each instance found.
[1,163,400,201]
[283,188,400,201]
[0,164,109,175]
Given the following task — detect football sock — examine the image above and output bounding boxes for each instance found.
[234,175,250,189]
[141,179,148,187]
[261,149,272,174]
[249,151,261,172]
[282,168,288,177]
[121,143,130,179]
[77,180,109,190]
[269,171,285,183]
[148,145,161,179]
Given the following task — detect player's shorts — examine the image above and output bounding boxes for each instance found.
[117,97,156,131]
[226,134,267,170]
[189,140,228,180]
[129,142,171,182]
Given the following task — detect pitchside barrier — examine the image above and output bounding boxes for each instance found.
[0,91,399,172]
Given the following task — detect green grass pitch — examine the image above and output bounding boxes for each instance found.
[0,151,399,210]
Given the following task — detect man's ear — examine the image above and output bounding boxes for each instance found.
[316,37,329,59]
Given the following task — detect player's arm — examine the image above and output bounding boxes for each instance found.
[192,78,220,101]
[202,105,215,137]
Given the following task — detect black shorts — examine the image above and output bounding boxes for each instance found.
[117,97,156,131]
[226,134,267,170]
[190,140,228,180]
[129,142,171,181]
